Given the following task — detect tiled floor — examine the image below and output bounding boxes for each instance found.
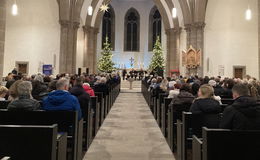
[83,83,175,160]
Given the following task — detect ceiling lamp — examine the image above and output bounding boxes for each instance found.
[88,6,93,16]
[12,0,18,16]
[245,7,252,20]
[172,8,177,18]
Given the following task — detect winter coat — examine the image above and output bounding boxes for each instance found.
[42,90,82,120]
[70,85,90,119]
[171,91,195,105]
[31,80,48,101]
[93,83,109,96]
[7,95,40,111]
[83,85,95,97]
[220,96,260,130]
[190,98,222,114]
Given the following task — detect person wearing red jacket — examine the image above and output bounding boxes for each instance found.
[83,83,95,97]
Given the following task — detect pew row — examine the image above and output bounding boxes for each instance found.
[192,127,260,160]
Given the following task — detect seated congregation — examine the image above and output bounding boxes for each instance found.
[142,75,260,160]
[0,72,121,160]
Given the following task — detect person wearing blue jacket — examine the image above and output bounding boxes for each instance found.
[42,78,82,120]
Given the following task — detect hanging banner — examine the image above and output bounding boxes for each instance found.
[43,65,53,75]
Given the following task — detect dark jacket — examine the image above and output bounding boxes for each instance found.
[93,83,109,96]
[7,95,40,111]
[220,96,260,130]
[190,98,221,114]
[70,85,90,119]
[32,80,48,101]
[42,90,82,120]
[171,91,195,105]
[214,85,225,97]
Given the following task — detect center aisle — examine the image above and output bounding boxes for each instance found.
[84,82,175,160]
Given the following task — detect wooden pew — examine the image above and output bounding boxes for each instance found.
[161,97,172,137]
[167,103,192,152]
[80,98,93,151]
[193,127,260,160]
[221,98,234,105]
[156,93,168,127]
[179,112,221,160]
[95,92,105,124]
[0,124,58,160]
[90,96,100,136]
[0,101,10,109]
[0,110,82,160]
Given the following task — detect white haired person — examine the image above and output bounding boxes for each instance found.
[7,81,40,111]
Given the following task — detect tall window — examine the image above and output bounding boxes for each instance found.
[102,5,115,50]
[124,8,140,52]
[149,7,162,51]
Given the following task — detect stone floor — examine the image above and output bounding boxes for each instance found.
[83,82,175,160]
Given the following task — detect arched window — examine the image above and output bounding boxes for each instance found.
[102,5,115,50]
[124,8,140,52]
[149,7,161,51]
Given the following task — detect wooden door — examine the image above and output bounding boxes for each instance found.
[234,68,243,79]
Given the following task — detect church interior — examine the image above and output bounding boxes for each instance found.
[0,0,260,160]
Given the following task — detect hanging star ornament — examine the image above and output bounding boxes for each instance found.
[100,4,109,12]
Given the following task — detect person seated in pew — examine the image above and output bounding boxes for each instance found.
[220,84,260,130]
[7,81,40,111]
[83,83,95,97]
[170,84,195,106]
[31,74,48,101]
[8,80,23,101]
[42,78,82,120]
[70,78,90,118]
[190,84,222,114]
[93,77,109,96]
[0,86,8,101]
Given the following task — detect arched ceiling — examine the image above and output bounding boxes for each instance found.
[80,0,207,29]
[81,0,183,29]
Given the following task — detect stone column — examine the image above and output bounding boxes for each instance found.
[83,25,99,74]
[165,28,181,76]
[0,0,6,81]
[184,22,205,76]
[258,0,260,79]
[59,20,70,74]
[59,20,79,74]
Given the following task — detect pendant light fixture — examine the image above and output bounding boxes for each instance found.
[88,6,93,16]
[12,0,18,16]
[245,0,252,20]
[172,8,177,18]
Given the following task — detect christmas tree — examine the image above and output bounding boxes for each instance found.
[149,36,164,76]
[98,37,115,73]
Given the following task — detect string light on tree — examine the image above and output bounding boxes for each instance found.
[12,0,18,16]
[100,4,109,12]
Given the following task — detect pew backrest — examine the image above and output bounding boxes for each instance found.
[0,110,79,160]
[202,127,260,160]
[0,124,58,160]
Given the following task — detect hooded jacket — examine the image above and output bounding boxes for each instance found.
[220,96,260,130]
[83,85,95,97]
[42,90,82,120]
[7,95,40,111]
[190,98,222,114]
